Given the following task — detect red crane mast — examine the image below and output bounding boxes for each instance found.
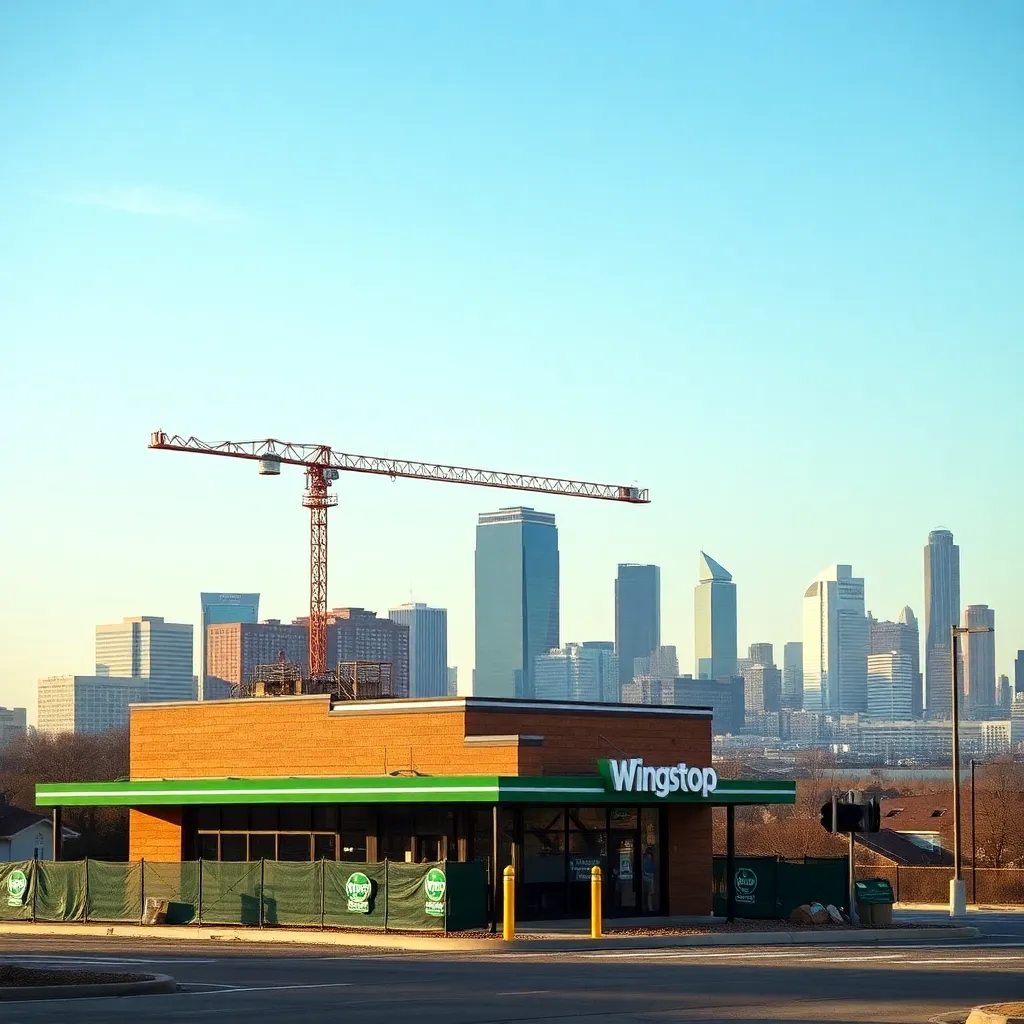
[150,431,649,680]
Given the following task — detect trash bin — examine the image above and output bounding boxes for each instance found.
[854,879,894,927]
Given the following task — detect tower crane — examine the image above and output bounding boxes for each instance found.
[149,431,649,680]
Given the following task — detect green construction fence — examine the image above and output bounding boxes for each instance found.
[0,859,487,933]
[712,856,848,919]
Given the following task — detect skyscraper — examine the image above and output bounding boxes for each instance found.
[962,605,996,715]
[614,564,660,690]
[802,565,868,713]
[325,608,410,696]
[1016,651,1024,699]
[694,552,737,680]
[867,652,915,720]
[95,616,194,702]
[389,603,448,698]
[868,607,922,718]
[782,641,804,710]
[998,674,1012,712]
[743,664,782,715]
[206,619,309,696]
[748,643,774,668]
[924,529,961,718]
[474,507,559,698]
[534,643,619,702]
[37,675,146,735]
[199,593,259,701]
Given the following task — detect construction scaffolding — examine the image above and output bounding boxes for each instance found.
[239,653,397,702]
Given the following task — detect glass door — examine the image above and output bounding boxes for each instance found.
[609,831,638,915]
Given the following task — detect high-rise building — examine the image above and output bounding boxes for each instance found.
[782,642,804,709]
[447,666,458,696]
[206,620,309,696]
[37,675,145,735]
[633,646,679,684]
[924,529,961,718]
[474,507,559,698]
[0,706,27,747]
[614,564,660,690]
[389,603,448,698]
[199,593,259,700]
[868,607,922,718]
[694,552,737,680]
[1016,651,1024,699]
[325,608,410,696]
[748,643,774,668]
[534,643,619,703]
[95,616,194,702]
[998,674,1012,712]
[673,675,745,734]
[743,664,782,715]
[962,605,996,715]
[802,565,868,714]
[867,652,915,720]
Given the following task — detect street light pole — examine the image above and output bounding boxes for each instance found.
[950,622,994,918]
[971,759,978,906]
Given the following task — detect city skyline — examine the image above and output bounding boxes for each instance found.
[13,521,1021,724]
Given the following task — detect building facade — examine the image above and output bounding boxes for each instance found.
[389,604,448,698]
[37,675,145,735]
[802,565,868,714]
[199,593,259,700]
[325,609,410,696]
[1016,651,1024,698]
[743,664,782,715]
[614,564,660,691]
[998,674,1012,712]
[534,643,619,702]
[474,507,559,698]
[924,529,961,718]
[694,552,737,680]
[867,652,915,720]
[782,641,803,710]
[869,607,922,718]
[0,707,27,748]
[206,620,309,696]
[962,605,996,716]
[673,675,745,735]
[95,616,194,703]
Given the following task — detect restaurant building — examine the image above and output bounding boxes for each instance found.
[37,695,795,921]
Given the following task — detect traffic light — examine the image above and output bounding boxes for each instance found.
[819,795,881,834]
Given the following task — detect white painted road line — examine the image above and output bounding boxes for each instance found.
[180,982,356,996]
[496,990,551,996]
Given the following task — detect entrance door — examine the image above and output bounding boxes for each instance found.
[609,831,638,915]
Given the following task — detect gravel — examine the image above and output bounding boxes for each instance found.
[0,965,146,988]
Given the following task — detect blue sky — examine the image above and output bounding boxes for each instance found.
[1,1,1021,715]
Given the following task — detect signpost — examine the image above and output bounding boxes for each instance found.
[819,791,881,925]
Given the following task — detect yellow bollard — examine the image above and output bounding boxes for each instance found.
[591,864,603,938]
[503,864,516,941]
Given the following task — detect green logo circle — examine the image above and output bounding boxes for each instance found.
[735,868,757,898]
[345,872,372,913]
[7,870,27,905]
[424,867,446,902]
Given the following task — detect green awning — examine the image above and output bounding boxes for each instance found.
[36,775,795,808]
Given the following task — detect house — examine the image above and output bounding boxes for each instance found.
[852,794,954,866]
[0,806,53,862]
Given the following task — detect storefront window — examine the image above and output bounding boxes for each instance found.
[277,834,312,861]
[250,806,278,831]
[640,808,661,914]
[249,833,276,860]
[220,834,247,861]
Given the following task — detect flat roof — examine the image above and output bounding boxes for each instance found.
[37,775,794,808]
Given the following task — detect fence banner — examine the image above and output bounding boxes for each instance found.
[262,860,322,928]
[86,860,143,923]
[142,861,199,925]
[323,861,386,930]
[199,861,262,925]
[386,862,445,932]
[444,860,487,932]
[35,861,87,922]
[0,860,35,922]
[712,857,779,919]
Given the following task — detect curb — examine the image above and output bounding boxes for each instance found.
[967,1010,1024,1024]
[0,972,176,1002]
[0,922,979,952]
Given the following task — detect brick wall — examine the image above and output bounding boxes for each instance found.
[129,807,183,861]
[130,696,711,780]
[666,804,712,915]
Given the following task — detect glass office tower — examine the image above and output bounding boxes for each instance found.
[474,507,559,698]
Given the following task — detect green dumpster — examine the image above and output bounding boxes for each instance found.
[854,878,895,926]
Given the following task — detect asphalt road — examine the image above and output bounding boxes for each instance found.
[4,912,1024,1024]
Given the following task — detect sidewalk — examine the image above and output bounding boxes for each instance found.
[0,920,979,953]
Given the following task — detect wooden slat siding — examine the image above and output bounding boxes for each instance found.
[130,698,711,780]
[129,807,183,862]
[666,804,712,915]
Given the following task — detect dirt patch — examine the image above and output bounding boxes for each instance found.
[0,965,145,988]
[982,1004,1024,1017]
